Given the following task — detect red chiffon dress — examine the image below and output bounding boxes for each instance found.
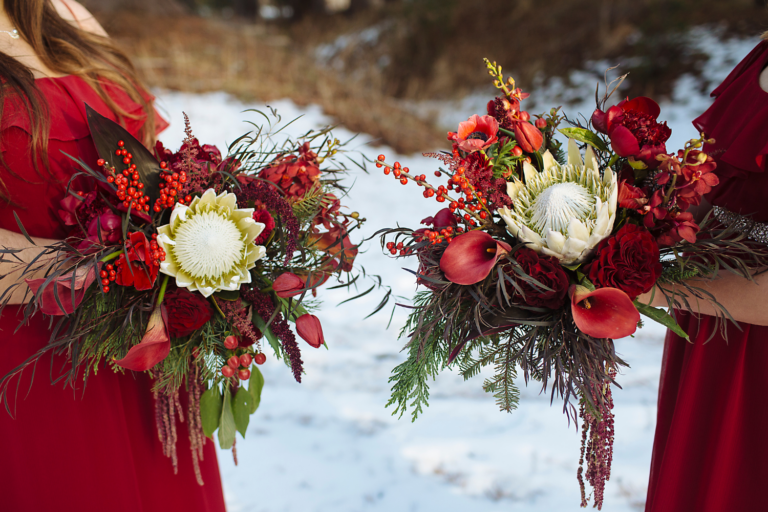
[0,76,227,512]
[645,41,768,511]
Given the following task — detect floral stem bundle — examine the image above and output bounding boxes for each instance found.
[377,59,768,509]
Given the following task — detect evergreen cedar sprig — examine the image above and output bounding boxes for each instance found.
[242,287,304,383]
[236,179,300,263]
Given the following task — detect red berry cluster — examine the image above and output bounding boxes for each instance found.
[148,234,167,267]
[99,263,117,293]
[220,335,266,380]
[376,153,489,246]
[155,161,191,212]
[102,141,151,212]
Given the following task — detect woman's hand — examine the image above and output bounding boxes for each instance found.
[0,227,62,306]
[636,270,768,327]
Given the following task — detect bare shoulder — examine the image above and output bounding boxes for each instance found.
[51,0,109,37]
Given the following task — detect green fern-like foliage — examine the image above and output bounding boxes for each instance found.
[292,185,325,225]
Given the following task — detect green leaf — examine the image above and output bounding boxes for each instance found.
[214,290,241,301]
[200,386,222,439]
[233,387,251,438]
[85,104,163,204]
[578,276,596,291]
[558,127,609,152]
[634,300,690,340]
[248,366,264,414]
[218,387,237,449]
[252,312,282,358]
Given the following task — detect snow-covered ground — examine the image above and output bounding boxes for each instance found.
[153,31,757,512]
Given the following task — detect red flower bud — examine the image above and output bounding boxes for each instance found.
[512,121,543,153]
[296,314,325,348]
[273,272,306,298]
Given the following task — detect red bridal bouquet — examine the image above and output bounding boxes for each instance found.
[377,60,768,509]
[0,106,368,484]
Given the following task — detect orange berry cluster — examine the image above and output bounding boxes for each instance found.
[376,153,490,246]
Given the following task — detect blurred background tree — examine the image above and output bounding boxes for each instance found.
[80,0,768,154]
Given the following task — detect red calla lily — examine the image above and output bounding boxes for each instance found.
[26,266,97,316]
[569,285,639,339]
[439,231,512,285]
[115,306,171,371]
[296,314,325,348]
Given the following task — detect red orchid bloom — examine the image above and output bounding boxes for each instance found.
[569,285,640,339]
[310,225,358,272]
[114,231,160,291]
[592,97,671,169]
[26,265,97,316]
[115,305,171,371]
[296,314,325,348]
[641,190,668,230]
[439,231,512,285]
[656,211,700,246]
[679,150,719,199]
[448,115,499,153]
[617,180,648,210]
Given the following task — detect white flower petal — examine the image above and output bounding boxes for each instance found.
[585,145,598,174]
[567,139,583,168]
[545,229,566,254]
[542,150,557,171]
[506,180,524,201]
[523,161,538,183]
[567,218,590,242]
[520,225,543,248]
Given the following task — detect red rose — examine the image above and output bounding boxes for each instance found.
[584,224,662,300]
[507,248,569,309]
[253,208,275,245]
[164,287,214,338]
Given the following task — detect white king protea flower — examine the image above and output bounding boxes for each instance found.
[156,189,266,297]
[498,139,617,265]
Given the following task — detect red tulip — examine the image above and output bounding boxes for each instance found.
[115,306,171,371]
[569,285,639,339]
[296,314,325,348]
[26,265,97,316]
[439,231,512,285]
[513,120,544,153]
[273,272,306,298]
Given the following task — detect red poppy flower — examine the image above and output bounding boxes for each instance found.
[26,265,97,316]
[114,231,160,291]
[440,231,511,285]
[569,285,639,339]
[296,314,325,348]
[115,305,171,371]
[448,115,499,153]
[592,97,671,169]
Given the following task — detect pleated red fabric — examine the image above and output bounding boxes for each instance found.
[645,40,768,511]
[0,76,226,512]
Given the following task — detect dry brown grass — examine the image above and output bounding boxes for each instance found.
[99,13,445,155]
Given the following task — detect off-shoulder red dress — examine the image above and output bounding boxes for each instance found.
[0,76,226,512]
[645,41,768,511]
